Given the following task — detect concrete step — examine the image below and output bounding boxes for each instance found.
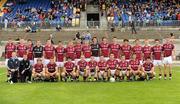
[100,15,108,29]
[80,12,87,28]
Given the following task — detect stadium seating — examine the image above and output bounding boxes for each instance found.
[2,0,81,27]
[105,0,180,27]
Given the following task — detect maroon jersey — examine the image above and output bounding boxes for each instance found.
[17,44,27,57]
[27,45,33,60]
[5,43,16,58]
[119,61,129,70]
[82,45,91,58]
[152,45,163,60]
[100,42,110,57]
[107,59,118,70]
[98,61,107,71]
[132,45,143,60]
[162,43,174,57]
[109,43,121,58]
[129,60,140,71]
[143,45,152,60]
[47,63,57,73]
[44,45,55,59]
[55,46,65,62]
[74,44,82,59]
[78,60,88,70]
[34,64,44,73]
[66,46,75,60]
[64,61,75,73]
[121,44,132,60]
[88,60,97,69]
[143,62,154,71]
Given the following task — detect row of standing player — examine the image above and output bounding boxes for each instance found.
[5,36,175,81]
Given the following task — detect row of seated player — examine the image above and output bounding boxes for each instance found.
[7,52,156,83]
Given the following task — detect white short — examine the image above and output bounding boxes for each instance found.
[18,57,23,61]
[56,62,64,67]
[99,71,105,78]
[116,58,120,62]
[29,60,34,65]
[145,71,152,74]
[44,59,50,65]
[104,57,109,61]
[85,58,91,62]
[91,72,95,76]
[140,60,143,65]
[163,56,173,64]
[153,60,162,66]
[34,58,43,64]
[94,57,100,62]
[5,59,9,66]
[80,71,84,76]
[99,71,105,76]
[126,60,130,62]
[121,70,127,76]
[75,59,81,65]
[110,70,116,76]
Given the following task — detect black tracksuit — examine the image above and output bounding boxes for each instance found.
[19,59,32,82]
[91,43,100,57]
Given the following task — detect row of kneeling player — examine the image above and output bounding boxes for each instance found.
[31,53,155,82]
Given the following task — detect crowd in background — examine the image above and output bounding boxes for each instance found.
[100,0,180,26]
[0,0,180,28]
[1,0,86,27]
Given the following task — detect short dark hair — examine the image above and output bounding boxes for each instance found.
[67,57,71,60]
[170,33,174,37]
[155,39,160,42]
[146,57,151,60]
[102,37,106,41]
[135,39,139,42]
[123,39,129,42]
[27,39,32,42]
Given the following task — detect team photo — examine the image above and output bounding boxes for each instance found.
[0,0,180,104]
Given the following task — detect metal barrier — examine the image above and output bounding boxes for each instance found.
[87,21,100,28]
[0,19,80,29]
[112,20,180,27]
[0,20,180,29]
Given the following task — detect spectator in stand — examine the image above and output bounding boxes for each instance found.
[104,0,179,27]
[3,0,83,27]
[177,12,180,20]
[4,18,8,30]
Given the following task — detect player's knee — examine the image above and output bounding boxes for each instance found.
[72,72,76,77]
[61,72,66,77]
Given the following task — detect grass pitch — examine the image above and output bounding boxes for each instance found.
[0,67,180,104]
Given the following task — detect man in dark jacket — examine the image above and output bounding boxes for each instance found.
[19,54,32,83]
[7,52,20,84]
[91,37,100,61]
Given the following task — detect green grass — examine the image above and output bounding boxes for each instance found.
[0,67,180,104]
